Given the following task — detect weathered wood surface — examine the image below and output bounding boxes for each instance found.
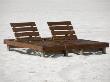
[10,22,40,42]
[4,21,109,56]
[10,22,36,27]
[47,21,77,41]
[47,21,72,26]
[47,21,109,54]
[12,27,38,32]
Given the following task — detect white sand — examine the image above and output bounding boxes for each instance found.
[0,0,110,82]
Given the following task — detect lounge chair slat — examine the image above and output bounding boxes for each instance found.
[51,31,75,35]
[10,22,40,41]
[49,26,73,30]
[16,37,42,41]
[48,21,77,40]
[12,27,38,32]
[10,22,36,27]
[15,32,39,37]
[53,35,77,40]
[47,21,71,26]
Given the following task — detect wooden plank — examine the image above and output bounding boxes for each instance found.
[5,40,43,51]
[4,39,109,54]
[10,22,36,27]
[102,48,106,54]
[16,37,42,41]
[53,35,77,40]
[4,39,15,44]
[42,42,65,51]
[65,39,109,49]
[15,32,39,37]
[51,31,75,35]
[53,36,66,40]
[12,27,38,32]
[63,50,68,56]
[47,21,72,26]
[4,39,65,52]
[49,26,73,30]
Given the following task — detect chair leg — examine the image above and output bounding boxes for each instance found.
[7,45,16,51]
[64,50,68,56]
[7,45,11,51]
[79,49,83,55]
[41,54,44,57]
[102,48,106,54]
[41,51,45,57]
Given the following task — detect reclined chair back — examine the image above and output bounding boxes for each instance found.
[10,22,41,42]
[47,21,77,40]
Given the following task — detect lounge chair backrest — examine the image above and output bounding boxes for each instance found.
[10,22,41,41]
[47,21,77,40]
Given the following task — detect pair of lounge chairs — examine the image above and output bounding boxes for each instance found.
[4,21,109,56]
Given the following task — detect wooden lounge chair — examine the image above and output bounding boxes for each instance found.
[47,21,109,55]
[4,22,68,56]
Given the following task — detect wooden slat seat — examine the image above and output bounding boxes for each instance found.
[4,22,68,56]
[62,39,109,49]
[4,39,66,53]
[4,22,43,52]
[3,21,109,56]
[12,27,38,32]
[47,21,109,55]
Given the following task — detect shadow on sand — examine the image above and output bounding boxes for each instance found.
[9,48,103,58]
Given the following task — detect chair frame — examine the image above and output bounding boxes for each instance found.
[47,21,109,55]
[4,21,109,56]
[4,22,69,56]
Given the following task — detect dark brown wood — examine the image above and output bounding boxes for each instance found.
[49,26,73,30]
[10,22,36,27]
[4,39,43,51]
[4,39,66,52]
[47,21,109,55]
[63,50,68,56]
[53,35,77,40]
[51,31,75,35]
[4,21,109,56]
[12,27,38,32]
[47,21,71,26]
[10,22,40,41]
[48,21,77,40]
[16,37,42,41]
[15,32,39,37]
[4,38,109,55]
[4,39,109,51]
[4,39,15,44]
[64,39,109,49]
